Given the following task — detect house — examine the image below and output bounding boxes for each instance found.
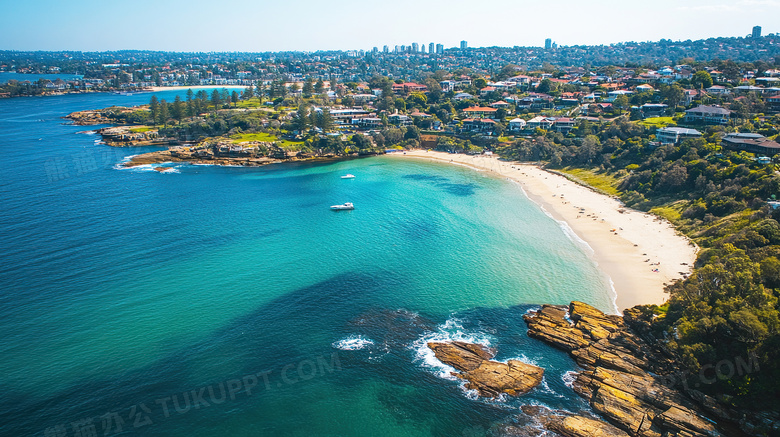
[479,86,496,96]
[722,133,780,156]
[684,105,731,125]
[768,95,780,111]
[635,84,655,93]
[453,92,474,101]
[440,80,457,92]
[350,94,376,104]
[682,89,706,105]
[462,118,497,133]
[489,100,512,110]
[462,106,498,118]
[605,90,633,102]
[508,118,527,132]
[388,113,412,126]
[656,127,702,145]
[639,103,668,118]
[352,117,382,129]
[526,116,554,130]
[706,85,730,95]
[553,118,575,134]
[392,82,427,94]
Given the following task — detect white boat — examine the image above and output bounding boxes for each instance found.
[330,202,355,210]
[341,174,355,179]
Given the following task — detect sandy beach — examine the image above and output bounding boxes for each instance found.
[389,150,698,313]
[148,85,249,92]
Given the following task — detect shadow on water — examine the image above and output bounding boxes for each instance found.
[0,272,587,437]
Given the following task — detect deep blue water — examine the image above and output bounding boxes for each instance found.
[0,91,613,436]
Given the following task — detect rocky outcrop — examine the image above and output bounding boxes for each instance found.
[494,405,632,437]
[546,414,631,437]
[66,109,118,125]
[427,341,544,398]
[524,302,723,437]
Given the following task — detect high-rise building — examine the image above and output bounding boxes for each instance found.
[420,44,426,53]
[429,42,435,54]
[412,42,419,53]
[394,45,400,53]
[460,40,468,50]
[436,44,444,55]
[545,38,552,49]
[753,25,762,38]
[372,47,378,53]
[383,45,389,53]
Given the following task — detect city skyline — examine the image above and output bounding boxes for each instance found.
[0,0,777,52]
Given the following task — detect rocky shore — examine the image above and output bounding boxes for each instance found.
[427,302,778,436]
[522,302,732,437]
[66,109,125,125]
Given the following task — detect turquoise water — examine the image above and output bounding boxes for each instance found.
[0,93,613,436]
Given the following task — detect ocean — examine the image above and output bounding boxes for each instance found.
[0,91,613,436]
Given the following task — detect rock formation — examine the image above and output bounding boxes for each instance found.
[427,341,544,398]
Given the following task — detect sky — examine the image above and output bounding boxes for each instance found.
[0,0,777,52]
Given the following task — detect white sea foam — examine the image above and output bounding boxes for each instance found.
[410,316,494,380]
[562,370,577,388]
[333,335,374,351]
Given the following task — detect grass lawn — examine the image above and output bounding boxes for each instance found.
[128,126,154,133]
[557,167,622,196]
[229,132,305,149]
[639,117,675,128]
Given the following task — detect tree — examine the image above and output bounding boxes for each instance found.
[614,94,630,112]
[473,77,487,89]
[231,90,239,107]
[244,85,254,99]
[661,83,684,107]
[292,105,310,132]
[537,79,553,94]
[351,134,372,150]
[220,89,230,108]
[149,95,159,124]
[158,99,169,126]
[211,90,221,112]
[172,95,184,122]
[302,78,314,98]
[314,79,325,95]
[692,70,713,89]
[407,92,427,108]
[316,109,334,131]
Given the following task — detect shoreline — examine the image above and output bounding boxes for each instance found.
[387,150,698,313]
